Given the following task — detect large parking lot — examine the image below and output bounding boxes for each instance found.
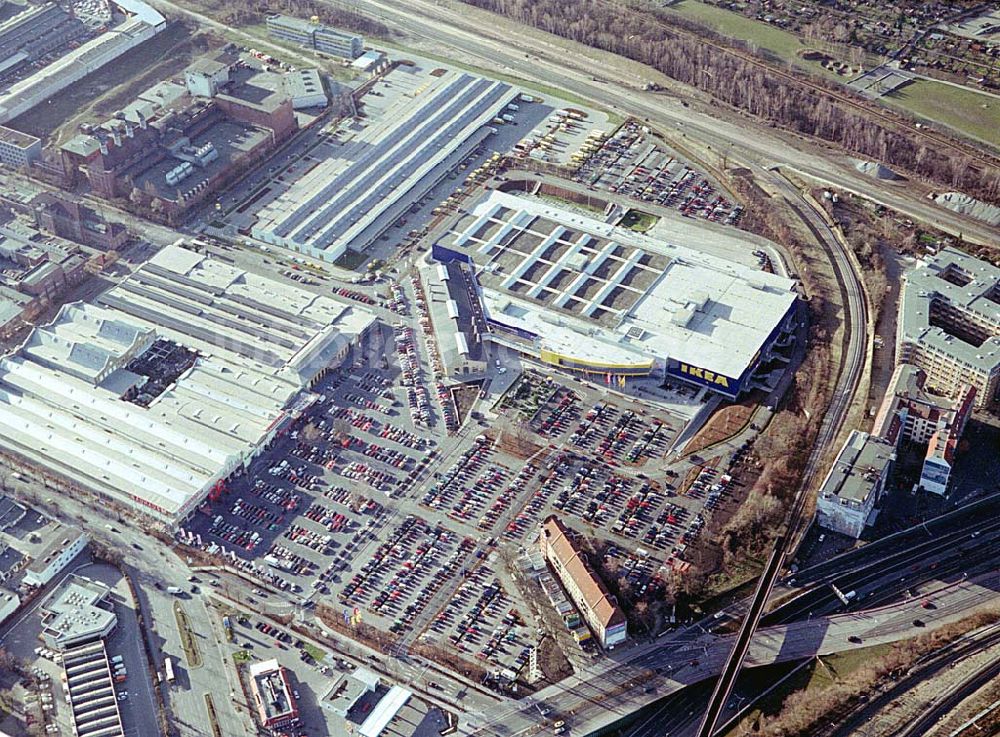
[176,327,754,684]
[575,120,743,224]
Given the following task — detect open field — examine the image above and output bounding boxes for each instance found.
[659,1,808,67]
[885,79,1000,150]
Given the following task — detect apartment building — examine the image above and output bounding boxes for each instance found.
[872,363,975,495]
[897,248,1000,408]
[539,516,627,648]
[816,431,895,538]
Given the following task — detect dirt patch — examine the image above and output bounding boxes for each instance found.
[537,634,573,683]
[684,399,756,456]
[450,380,483,426]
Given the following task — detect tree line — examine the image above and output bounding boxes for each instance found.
[200,0,390,37]
[462,0,1000,204]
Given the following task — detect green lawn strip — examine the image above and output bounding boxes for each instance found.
[883,78,1000,150]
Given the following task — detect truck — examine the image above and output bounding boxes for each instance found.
[166,586,182,595]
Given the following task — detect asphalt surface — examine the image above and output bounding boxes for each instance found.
[457,570,1000,737]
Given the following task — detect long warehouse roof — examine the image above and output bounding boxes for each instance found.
[253,69,516,256]
[0,245,375,520]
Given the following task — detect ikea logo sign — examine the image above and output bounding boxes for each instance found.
[678,363,731,388]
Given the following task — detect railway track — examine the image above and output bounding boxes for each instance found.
[824,624,1000,737]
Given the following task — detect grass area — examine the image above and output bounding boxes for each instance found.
[174,602,203,669]
[727,643,895,734]
[303,642,327,663]
[660,1,806,65]
[884,79,1000,150]
[660,2,1000,149]
[232,650,252,664]
[620,208,660,232]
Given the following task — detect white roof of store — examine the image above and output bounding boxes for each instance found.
[470,192,797,379]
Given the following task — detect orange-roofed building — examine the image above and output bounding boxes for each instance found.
[539,516,627,648]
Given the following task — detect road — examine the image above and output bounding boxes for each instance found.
[353,0,1000,246]
[455,570,1000,737]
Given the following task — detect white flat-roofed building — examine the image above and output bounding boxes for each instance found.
[0,125,41,166]
[321,667,379,717]
[0,589,18,623]
[39,574,116,650]
[0,245,376,527]
[816,430,895,538]
[284,68,327,109]
[360,685,412,737]
[898,248,1000,408]
[23,528,88,587]
[252,69,517,262]
[439,190,798,399]
[265,15,363,59]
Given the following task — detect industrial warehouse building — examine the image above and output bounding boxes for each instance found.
[0,0,166,124]
[0,245,375,527]
[434,191,798,399]
[539,516,627,648]
[61,640,125,737]
[60,54,297,216]
[252,69,518,262]
[897,248,1000,408]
